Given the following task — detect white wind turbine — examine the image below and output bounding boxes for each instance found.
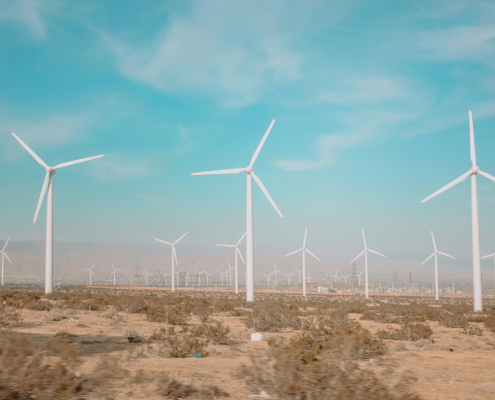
[272,263,281,287]
[421,231,456,301]
[192,120,283,302]
[481,253,495,297]
[330,269,340,282]
[286,229,320,296]
[341,274,350,284]
[109,264,120,286]
[154,232,188,293]
[263,271,274,287]
[1,239,12,286]
[354,270,364,286]
[12,133,104,294]
[144,269,149,286]
[294,268,303,283]
[350,229,386,298]
[284,272,293,285]
[84,264,95,286]
[216,232,246,295]
[421,111,495,311]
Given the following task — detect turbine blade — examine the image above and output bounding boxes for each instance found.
[154,238,173,245]
[191,168,246,175]
[11,133,48,168]
[303,228,307,247]
[174,231,189,244]
[438,251,456,260]
[420,252,435,266]
[362,229,367,248]
[249,119,275,169]
[350,249,365,263]
[286,248,303,257]
[4,253,12,263]
[34,172,50,224]
[481,253,495,259]
[305,248,321,261]
[237,232,247,246]
[368,249,386,258]
[53,155,104,170]
[2,238,9,252]
[431,231,437,251]
[216,244,235,247]
[251,171,283,218]
[469,110,476,167]
[422,171,471,203]
[237,247,245,265]
[478,170,495,184]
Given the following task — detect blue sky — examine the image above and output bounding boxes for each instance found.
[1,0,495,278]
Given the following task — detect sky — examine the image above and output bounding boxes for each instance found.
[1,0,495,280]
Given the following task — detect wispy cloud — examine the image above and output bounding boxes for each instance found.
[0,0,48,40]
[83,153,153,181]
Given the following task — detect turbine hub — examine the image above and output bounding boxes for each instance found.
[246,166,253,174]
[471,166,479,175]
[45,166,55,174]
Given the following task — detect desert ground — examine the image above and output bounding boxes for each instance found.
[1,286,495,399]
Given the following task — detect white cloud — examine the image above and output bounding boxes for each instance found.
[0,0,47,40]
[83,153,153,181]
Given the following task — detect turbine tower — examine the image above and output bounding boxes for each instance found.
[481,252,495,297]
[421,111,495,311]
[1,239,12,286]
[216,232,246,294]
[109,264,120,286]
[421,232,455,300]
[144,269,149,286]
[285,228,320,296]
[154,232,188,292]
[83,264,95,286]
[191,120,283,301]
[350,229,386,298]
[12,133,103,294]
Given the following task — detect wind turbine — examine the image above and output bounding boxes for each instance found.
[272,264,281,287]
[421,231,456,301]
[83,264,95,286]
[286,228,320,296]
[144,269,149,286]
[154,232,188,292]
[350,230,386,298]
[421,111,495,311]
[1,239,12,286]
[192,120,283,302]
[283,272,293,285]
[204,271,213,286]
[263,272,274,287]
[481,253,495,297]
[216,232,246,294]
[109,264,120,286]
[12,133,104,294]
[294,268,303,283]
[341,274,350,284]
[354,270,364,286]
[330,269,340,282]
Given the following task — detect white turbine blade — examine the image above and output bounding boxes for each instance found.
[174,231,189,244]
[362,229,367,248]
[154,238,173,245]
[216,244,235,247]
[286,248,303,257]
[173,247,178,265]
[431,231,437,251]
[237,232,247,246]
[481,253,495,259]
[478,170,495,184]
[305,248,321,261]
[237,247,245,265]
[303,228,307,247]
[420,252,435,266]
[251,172,283,218]
[368,249,386,258]
[90,264,95,270]
[112,263,115,270]
[438,251,456,260]
[469,110,476,167]
[350,249,365,263]
[53,155,104,170]
[4,253,12,263]
[191,168,246,176]
[11,133,48,168]
[2,238,9,252]
[422,170,471,203]
[249,119,275,169]
[34,172,50,224]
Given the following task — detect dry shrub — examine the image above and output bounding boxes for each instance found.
[212,299,236,313]
[157,374,229,399]
[153,327,209,358]
[26,299,52,311]
[464,324,483,336]
[240,320,420,400]
[438,312,468,329]
[0,306,21,327]
[145,305,190,325]
[191,303,213,323]
[377,322,433,341]
[484,317,495,333]
[243,301,303,332]
[194,322,230,345]
[102,305,119,319]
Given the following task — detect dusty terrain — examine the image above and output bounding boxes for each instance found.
[1,287,495,399]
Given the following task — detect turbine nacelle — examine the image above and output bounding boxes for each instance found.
[471,166,479,175]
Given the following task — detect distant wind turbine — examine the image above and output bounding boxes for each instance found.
[286,228,320,296]
[144,269,149,286]
[350,229,386,298]
[1,239,12,286]
[12,133,103,294]
[84,264,95,286]
[154,232,188,292]
[421,231,455,301]
[421,111,495,312]
[216,232,246,294]
[341,274,350,284]
[192,120,283,302]
[109,264,120,286]
[294,268,303,283]
[284,272,293,285]
[330,269,340,282]
[354,270,364,286]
